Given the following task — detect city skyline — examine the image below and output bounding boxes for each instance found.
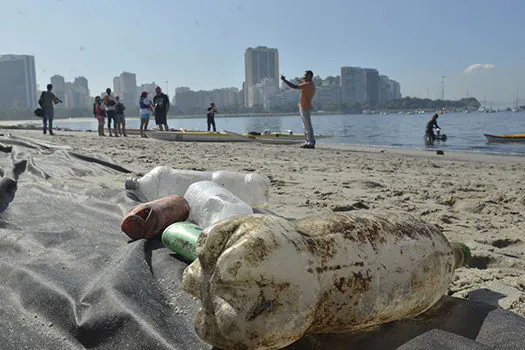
[2,0,524,108]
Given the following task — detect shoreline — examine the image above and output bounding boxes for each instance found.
[1,127,525,163]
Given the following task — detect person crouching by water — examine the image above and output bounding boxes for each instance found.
[426,113,440,142]
[115,96,127,137]
[281,70,316,149]
[139,91,153,138]
[93,96,106,136]
[206,103,217,132]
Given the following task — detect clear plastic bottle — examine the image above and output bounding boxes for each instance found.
[184,181,253,229]
[125,166,213,202]
[211,170,270,208]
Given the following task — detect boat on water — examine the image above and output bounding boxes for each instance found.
[484,133,525,143]
[126,129,330,144]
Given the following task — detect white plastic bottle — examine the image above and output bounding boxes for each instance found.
[125,166,213,202]
[184,181,253,229]
[211,170,270,208]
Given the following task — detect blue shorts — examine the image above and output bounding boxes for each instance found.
[140,113,150,120]
[116,113,125,122]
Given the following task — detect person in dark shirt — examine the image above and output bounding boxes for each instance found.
[153,87,170,131]
[426,113,440,141]
[206,103,217,132]
[38,84,61,135]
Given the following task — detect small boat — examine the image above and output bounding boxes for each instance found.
[484,133,525,143]
[126,129,329,144]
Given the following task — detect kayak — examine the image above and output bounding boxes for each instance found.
[484,133,525,143]
[125,129,330,144]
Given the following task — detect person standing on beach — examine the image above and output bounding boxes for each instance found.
[115,96,127,137]
[38,84,61,135]
[281,70,316,149]
[104,88,118,137]
[206,102,217,132]
[93,96,106,136]
[153,87,170,131]
[139,91,153,137]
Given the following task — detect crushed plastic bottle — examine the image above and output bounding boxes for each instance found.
[184,181,253,229]
[182,211,471,350]
[211,170,270,208]
[125,166,213,202]
[162,222,203,262]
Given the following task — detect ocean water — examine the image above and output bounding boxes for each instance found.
[9,111,525,155]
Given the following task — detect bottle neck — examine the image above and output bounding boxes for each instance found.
[451,242,471,269]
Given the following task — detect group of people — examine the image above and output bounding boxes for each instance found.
[37,70,318,149]
[93,86,171,138]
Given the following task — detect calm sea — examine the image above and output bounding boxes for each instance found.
[6,111,525,155]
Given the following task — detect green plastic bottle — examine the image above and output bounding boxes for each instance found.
[162,222,202,262]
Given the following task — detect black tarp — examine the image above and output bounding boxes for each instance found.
[0,133,524,350]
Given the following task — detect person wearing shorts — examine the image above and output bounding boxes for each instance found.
[93,96,105,136]
[115,96,127,137]
[139,91,153,138]
[104,88,118,137]
[153,86,170,131]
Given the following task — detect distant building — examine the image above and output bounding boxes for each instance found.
[244,46,279,107]
[113,76,121,96]
[138,82,157,98]
[50,75,66,108]
[251,77,278,109]
[315,84,341,108]
[174,86,240,114]
[119,72,137,106]
[267,89,300,109]
[0,54,37,109]
[379,75,393,103]
[364,68,379,105]
[392,80,402,99]
[340,67,367,105]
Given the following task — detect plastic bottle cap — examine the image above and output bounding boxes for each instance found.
[125,178,138,190]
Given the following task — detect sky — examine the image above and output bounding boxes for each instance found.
[1,0,525,107]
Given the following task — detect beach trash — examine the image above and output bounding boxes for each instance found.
[162,222,202,262]
[182,211,471,350]
[125,166,213,202]
[211,170,270,208]
[184,181,253,229]
[120,195,190,240]
[125,166,271,207]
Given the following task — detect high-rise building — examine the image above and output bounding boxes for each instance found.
[113,76,121,96]
[138,82,157,98]
[392,80,401,100]
[119,72,137,106]
[74,76,89,90]
[379,75,393,103]
[340,67,367,105]
[0,54,37,109]
[364,68,379,105]
[50,75,66,107]
[244,46,279,107]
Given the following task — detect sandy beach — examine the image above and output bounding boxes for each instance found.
[4,128,525,318]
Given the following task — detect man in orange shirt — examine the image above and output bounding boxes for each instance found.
[281,70,316,149]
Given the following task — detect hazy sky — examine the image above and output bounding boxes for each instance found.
[1,0,524,106]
